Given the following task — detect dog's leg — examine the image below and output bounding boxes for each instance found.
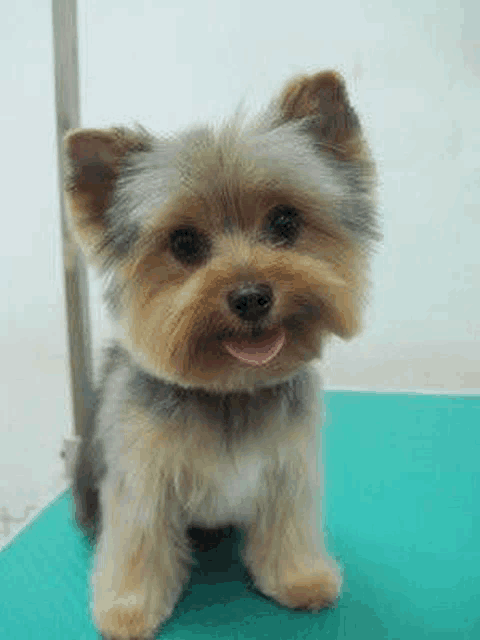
[244,445,342,611]
[92,429,191,640]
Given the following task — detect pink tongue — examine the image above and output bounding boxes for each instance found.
[224,328,286,366]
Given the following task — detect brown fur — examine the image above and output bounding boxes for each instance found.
[65,69,378,639]
[278,70,367,162]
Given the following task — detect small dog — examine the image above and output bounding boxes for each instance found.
[65,70,377,640]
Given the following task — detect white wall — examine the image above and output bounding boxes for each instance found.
[0,0,479,544]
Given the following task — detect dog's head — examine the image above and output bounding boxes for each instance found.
[64,71,378,393]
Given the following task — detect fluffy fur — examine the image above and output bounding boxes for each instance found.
[65,70,378,640]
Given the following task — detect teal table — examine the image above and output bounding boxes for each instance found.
[1,392,479,639]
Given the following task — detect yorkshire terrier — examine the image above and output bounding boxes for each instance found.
[65,70,378,639]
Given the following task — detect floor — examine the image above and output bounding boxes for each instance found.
[1,391,479,639]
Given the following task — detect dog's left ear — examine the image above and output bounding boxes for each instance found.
[277,70,365,163]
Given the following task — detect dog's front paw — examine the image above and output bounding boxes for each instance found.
[95,592,172,640]
[255,561,342,612]
[279,566,342,610]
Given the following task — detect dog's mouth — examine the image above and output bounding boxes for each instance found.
[222,326,286,367]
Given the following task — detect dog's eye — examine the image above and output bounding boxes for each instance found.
[265,205,302,246]
[169,227,209,265]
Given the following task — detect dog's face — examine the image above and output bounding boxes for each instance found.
[64,71,377,393]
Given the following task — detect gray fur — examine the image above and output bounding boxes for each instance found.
[73,339,311,536]
[95,112,377,280]
[67,72,378,637]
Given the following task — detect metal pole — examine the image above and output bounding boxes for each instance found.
[52,0,94,468]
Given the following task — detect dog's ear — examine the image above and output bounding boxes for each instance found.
[277,71,365,162]
[63,127,151,259]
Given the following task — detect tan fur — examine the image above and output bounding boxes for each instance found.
[116,185,361,394]
[93,393,332,636]
[65,70,378,639]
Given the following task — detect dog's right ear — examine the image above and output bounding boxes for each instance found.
[63,127,151,259]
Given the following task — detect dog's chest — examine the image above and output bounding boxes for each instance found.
[195,452,267,527]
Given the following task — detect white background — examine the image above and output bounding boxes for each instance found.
[1,0,479,545]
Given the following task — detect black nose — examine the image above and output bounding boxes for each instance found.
[227,284,273,322]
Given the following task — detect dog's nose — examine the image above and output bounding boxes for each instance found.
[227,284,273,322]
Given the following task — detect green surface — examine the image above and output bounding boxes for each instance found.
[1,391,479,639]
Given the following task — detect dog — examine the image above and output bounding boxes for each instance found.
[64,69,378,639]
